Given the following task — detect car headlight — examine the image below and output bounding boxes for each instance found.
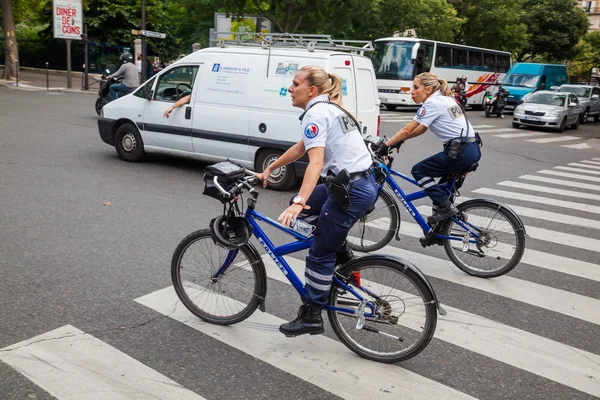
[515,106,523,113]
[554,111,561,117]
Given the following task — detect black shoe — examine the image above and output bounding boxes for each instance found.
[335,240,355,267]
[279,304,324,337]
[427,199,459,224]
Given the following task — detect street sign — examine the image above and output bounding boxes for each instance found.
[53,0,83,40]
[140,30,166,39]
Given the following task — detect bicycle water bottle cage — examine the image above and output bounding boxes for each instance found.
[203,160,247,203]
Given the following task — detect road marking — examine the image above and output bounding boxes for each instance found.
[497,180,600,201]
[519,174,600,191]
[0,325,206,400]
[580,160,600,166]
[135,287,478,400]
[379,119,413,122]
[555,166,600,175]
[527,136,581,144]
[568,163,600,170]
[247,255,600,397]
[538,170,600,183]
[593,158,600,161]
[493,132,549,138]
[476,128,521,134]
[472,125,495,128]
[562,143,593,149]
[472,188,600,214]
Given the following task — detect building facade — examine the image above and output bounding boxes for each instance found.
[580,1,600,31]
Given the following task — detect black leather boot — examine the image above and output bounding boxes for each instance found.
[279,304,324,337]
[427,199,459,224]
[335,240,355,267]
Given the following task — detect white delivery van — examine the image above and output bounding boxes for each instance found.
[97,34,380,190]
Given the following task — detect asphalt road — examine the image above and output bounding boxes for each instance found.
[1,87,599,400]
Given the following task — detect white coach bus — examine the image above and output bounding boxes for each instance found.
[371,37,512,110]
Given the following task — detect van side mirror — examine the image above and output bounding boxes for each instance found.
[142,85,153,100]
[592,94,599,99]
[568,102,577,107]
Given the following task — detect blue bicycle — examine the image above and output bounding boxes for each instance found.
[347,137,527,278]
[171,161,445,363]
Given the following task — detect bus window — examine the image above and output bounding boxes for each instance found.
[468,51,484,70]
[370,40,415,80]
[497,54,511,73]
[452,48,468,68]
[415,43,434,75]
[434,44,451,67]
[483,52,496,70]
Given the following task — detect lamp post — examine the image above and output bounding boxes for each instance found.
[141,0,147,82]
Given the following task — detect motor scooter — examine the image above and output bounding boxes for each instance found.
[95,73,124,116]
[484,90,509,118]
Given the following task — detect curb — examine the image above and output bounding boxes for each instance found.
[0,80,97,95]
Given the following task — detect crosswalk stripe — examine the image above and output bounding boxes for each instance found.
[555,166,600,175]
[136,287,478,400]
[562,142,592,149]
[569,163,600,170]
[581,160,600,166]
[519,174,600,191]
[475,128,520,134]
[472,188,600,214]
[527,136,581,144]
[472,125,495,128]
[0,325,206,400]
[369,213,600,282]
[592,158,600,161]
[254,255,600,397]
[538,169,600,183]
[355,220,600,324]
[493,132,549,138]
[379,119,412,123]
[415,204,600,254]
[497,180,600,201]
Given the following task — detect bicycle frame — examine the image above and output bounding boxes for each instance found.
[376,161,481,243]
[213,206,378,317]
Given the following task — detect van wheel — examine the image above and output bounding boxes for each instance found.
[385,104,397,111]
[115,123,145,162]
[581,108,589,124]
[257,149,296,191]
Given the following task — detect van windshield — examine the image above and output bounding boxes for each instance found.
[560,86,591,98]
[503,74,540,88]
[527,93,566,106]
[371,41,415,81]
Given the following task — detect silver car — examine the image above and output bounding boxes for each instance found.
[512,91,583,133]
[559,84,600,123]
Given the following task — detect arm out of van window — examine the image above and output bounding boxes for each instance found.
[385,120,427,146]
[164,95,191,118]
[256,140,305,187]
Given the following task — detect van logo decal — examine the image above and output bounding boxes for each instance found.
[304,123,319,138]
[212,63,221,72]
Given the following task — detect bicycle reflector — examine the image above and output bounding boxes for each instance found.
[351,271,361,287]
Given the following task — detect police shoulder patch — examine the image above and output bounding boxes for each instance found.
[417,106,427,117]
[304,123,319,139]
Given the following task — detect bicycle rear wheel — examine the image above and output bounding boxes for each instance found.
[328,258,437,363]
[171,229,266,325]
[346,188,398,252]
[441,200,526,278]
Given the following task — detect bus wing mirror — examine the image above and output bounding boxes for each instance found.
[411,43,421,60]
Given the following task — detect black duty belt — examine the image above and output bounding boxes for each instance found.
[444,137,478,146]
[348,169,371,183]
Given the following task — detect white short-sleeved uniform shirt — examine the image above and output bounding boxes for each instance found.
[413,90,475,143]
[301,94,372,177]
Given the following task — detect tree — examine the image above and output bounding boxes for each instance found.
[567,31,600,82]
[516,0,589,62]
[2,0,19,79]
[448,0,528,53]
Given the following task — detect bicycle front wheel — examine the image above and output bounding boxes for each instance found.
[328,258,437,363]
[171,229,266,325]
[442,200,526,278]
[347,188,398,252]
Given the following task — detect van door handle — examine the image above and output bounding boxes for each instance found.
[185,106,192,120]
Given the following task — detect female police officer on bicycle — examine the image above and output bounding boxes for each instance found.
[255,66,377,337]
[375,72,481,224]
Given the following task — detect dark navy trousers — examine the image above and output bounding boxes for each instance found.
[291,176,378,306]
[411,142,481,205]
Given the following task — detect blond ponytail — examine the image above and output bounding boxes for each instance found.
[416,72,452,97]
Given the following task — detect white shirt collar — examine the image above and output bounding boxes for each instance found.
[306,94,330,109]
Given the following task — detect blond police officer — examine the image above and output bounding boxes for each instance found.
[255,66,377,337]
[375,72,481,223]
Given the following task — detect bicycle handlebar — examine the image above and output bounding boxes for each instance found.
[212,172,258,199]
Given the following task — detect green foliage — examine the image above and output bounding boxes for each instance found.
[517,0,589,62]
[568,32,600,82]
[448,0,529,53]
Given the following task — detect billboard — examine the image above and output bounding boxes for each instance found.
[214,13,273,41]
[53,0,83,40]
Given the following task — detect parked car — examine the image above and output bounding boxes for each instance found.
[559,84,600,124]
[512,91,583,133]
